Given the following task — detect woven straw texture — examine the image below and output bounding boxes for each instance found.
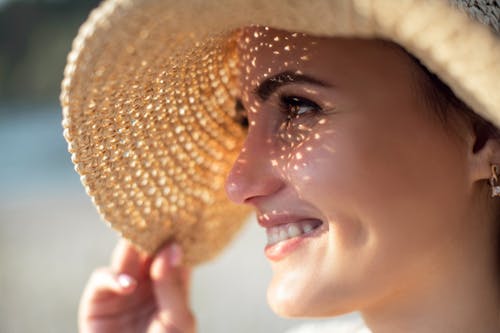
[61,0,500,265]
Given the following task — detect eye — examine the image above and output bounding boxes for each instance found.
[279,95,322,120]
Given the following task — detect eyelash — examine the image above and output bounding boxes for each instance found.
[279,95,322,122]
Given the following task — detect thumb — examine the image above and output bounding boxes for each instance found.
[150,244,195,332]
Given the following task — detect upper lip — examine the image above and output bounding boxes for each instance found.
[256,213,317,228]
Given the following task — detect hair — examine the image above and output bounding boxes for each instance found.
[409,54,500,152]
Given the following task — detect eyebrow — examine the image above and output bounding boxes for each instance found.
[254,71,330,101]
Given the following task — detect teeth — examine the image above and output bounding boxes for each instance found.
[288,224,301,237]
[269,229,278,244]
[302,223,313,234]
[278,229,288,242]
[266,219,322,246]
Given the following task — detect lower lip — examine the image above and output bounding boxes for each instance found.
[264,223,324,261]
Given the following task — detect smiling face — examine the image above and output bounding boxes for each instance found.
[224,27,485,317]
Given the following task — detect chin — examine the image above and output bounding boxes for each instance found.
[266,273,360,318]
[266,270,313,317]
[267,285,309,318]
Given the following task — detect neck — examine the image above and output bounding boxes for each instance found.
[361,223,500,333]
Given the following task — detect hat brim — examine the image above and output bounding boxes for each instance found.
[61,0,500,264]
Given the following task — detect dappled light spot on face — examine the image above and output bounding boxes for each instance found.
[232,25,342,205]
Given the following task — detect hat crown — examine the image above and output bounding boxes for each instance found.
[450,0,500,34]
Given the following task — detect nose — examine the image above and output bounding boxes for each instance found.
[225,132,284,205]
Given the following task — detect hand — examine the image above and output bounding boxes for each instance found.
[79,240,195,333]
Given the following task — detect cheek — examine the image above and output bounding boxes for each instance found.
[283,126,369,249]
[266,117,471,316]
[283,124,364,218]
[284,114,470,265]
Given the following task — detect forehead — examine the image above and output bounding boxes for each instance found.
[237,26,415,94]
[238,26,318,81]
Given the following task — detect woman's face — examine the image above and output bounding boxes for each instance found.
[225,27,477,317]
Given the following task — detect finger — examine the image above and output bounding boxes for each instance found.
[179,266,192,300]
[111,239,151,279]
[79,268,138,323]
[82,268,137,302]
[150,244,195,332]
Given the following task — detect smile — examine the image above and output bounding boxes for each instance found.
[257,213,325,260]
[266,219,322,246]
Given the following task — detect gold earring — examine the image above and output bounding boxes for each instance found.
[489,165,500,197]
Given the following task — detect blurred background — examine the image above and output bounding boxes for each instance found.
[0,1,360,332]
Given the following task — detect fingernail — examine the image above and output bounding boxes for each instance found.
[117,274,136,289]
[169,244,183,267]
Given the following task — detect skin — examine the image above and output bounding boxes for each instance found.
[80,27,500,332]
[78,241,195,333]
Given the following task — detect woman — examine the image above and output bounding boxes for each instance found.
[64,1,499,332]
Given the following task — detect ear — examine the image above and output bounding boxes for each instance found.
[469,135,500,183]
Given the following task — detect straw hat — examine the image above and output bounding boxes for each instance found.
[61,0,499,265]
